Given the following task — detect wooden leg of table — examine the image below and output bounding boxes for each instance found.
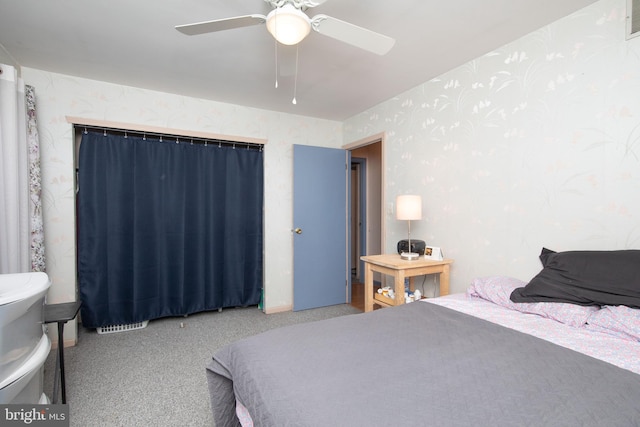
[364,263,373,312]
[408,276,416,293]
[394,271,405,306]
[439,265,450,296]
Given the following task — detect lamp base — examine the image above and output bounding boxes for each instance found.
[400,252,420,261]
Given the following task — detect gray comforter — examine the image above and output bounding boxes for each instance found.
[206,301,640,426]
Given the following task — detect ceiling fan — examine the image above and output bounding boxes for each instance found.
[175,0,395,56]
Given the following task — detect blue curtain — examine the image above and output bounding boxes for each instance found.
[77,130,263,328]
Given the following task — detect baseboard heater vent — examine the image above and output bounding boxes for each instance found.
[97,320,149,334]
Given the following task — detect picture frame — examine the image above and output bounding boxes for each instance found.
[424,246,443,261]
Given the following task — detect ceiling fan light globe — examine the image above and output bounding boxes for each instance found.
[266,5,311,45]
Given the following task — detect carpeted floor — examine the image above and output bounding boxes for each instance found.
[43,304,361,426]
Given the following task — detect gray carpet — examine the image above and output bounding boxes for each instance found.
[43,304,361,426]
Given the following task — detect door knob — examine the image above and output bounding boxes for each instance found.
[294,228,302,234]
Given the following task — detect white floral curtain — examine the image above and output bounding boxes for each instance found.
[26,85,45,272]
[0,64,45,273]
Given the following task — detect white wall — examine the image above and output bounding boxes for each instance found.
[345,0,640,294]
[0,47,18,68]
[23,68,342,341]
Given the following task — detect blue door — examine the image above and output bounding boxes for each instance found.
[293,145,348,311]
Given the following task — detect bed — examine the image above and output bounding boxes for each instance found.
[206,249,640,426]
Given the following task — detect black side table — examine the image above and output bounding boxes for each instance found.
[44,301,81,404]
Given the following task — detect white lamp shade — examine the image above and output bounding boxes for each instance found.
[266,4,311,45]
[396,195,422,220]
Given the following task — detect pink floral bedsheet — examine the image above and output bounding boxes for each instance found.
[424,293,640,375]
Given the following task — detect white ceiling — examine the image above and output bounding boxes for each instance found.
[0,0,597,121]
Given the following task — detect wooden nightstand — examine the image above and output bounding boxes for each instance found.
[360,254,453,312]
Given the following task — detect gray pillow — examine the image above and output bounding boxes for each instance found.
[510,248,640,308]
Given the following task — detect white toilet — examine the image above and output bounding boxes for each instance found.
[0,272,51,403]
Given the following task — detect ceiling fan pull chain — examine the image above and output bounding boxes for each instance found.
[292,44,299,105]
[274,39,279,89]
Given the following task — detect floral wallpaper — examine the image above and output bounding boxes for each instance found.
[345,0,640,295]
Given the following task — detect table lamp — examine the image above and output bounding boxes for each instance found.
[396,195,422,260]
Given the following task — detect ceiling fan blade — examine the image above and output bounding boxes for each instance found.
[176,15,266,36]
[310,15,395,55]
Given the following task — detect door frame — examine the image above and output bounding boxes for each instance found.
[344,132,386,279]
[350,157,367,283]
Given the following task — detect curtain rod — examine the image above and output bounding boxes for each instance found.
[74,123,264,151]
[66,116,266,146]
